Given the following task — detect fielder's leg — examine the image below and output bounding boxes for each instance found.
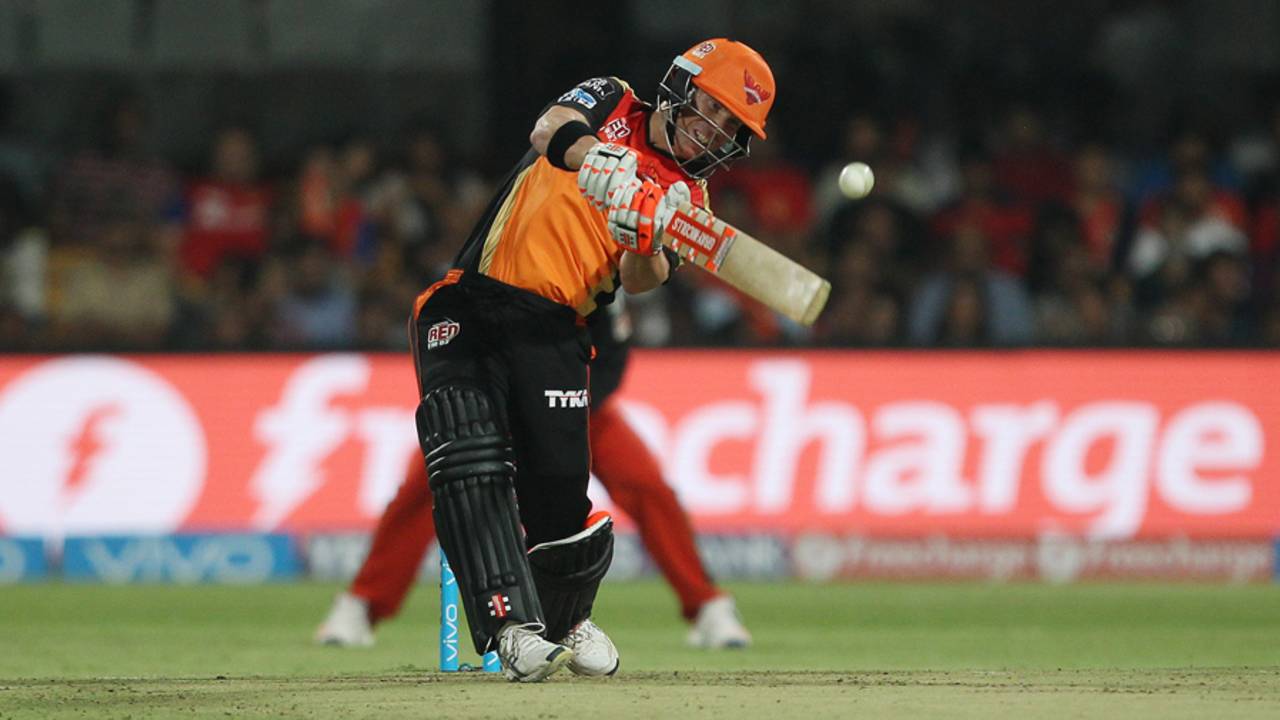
[590,399,719,618]
[315,457,436,647]
[353,457,436,621]
[591,398,752,648]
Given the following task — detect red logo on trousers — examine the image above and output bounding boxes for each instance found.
[427,320,460,349]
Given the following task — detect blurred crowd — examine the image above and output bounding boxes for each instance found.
[3,83,1280,352]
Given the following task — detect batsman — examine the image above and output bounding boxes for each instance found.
[409,37,774,682]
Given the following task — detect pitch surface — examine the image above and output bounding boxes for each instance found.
[2,581,1278,718]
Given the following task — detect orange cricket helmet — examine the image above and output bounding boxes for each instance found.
[657,38,776,178]
[680,38,774,139]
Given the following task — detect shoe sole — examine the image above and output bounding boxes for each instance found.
[509,646,574,683]
[568,657,620,677]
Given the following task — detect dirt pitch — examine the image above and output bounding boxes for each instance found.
[5,668,1279,719]
[2,581,1277,718]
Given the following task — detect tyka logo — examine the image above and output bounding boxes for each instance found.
[545,389,589,408]
[427,320,460,349]
[691,41,716,58]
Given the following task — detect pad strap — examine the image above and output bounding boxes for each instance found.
[528,512,615,642]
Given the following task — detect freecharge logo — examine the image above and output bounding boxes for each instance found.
[0,357,207,538]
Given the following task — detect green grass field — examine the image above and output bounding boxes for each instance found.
[2,581,1278,718]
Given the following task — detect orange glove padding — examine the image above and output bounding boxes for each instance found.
[605,180,692,255]
[606,178,664,255]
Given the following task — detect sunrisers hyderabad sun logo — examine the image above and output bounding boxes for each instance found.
[744,70,771,105]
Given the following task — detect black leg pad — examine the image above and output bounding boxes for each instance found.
[419,385,545,653]
[528,513,615,643]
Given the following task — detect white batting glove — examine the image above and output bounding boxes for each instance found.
[577,143,639,211]
[654,181,691,234]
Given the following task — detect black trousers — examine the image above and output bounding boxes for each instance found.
[410,272,593,546]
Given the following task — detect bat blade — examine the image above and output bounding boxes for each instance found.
[661,203,831,326]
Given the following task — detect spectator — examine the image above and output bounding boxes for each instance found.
[1034,236,1132,346]
[48,214,175,348]
[990,103,1073,208]
[814,112,887,224]
[1249,105,1280,302]
[1070,142,1127,274]
[368,124,451,248]
[366,124,462,288]
[269,238,356,348]
[709,128,814,248]
[178,126,273,280]
[202,260,268,350]
[817,239,904,347]
[908,222,1034,346]
[932,275,991,347]
[824,197,922,293]
[1193,250,1254,345]
[1128,128,1243,206]
[1228,98,1280,202]
[49,89,176,247]
[930,149,1035,277]
[1128,166,1249,307]
[297,137,376,262]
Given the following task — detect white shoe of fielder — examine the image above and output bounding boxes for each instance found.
[498,622,574,683]
[686,595,752,649]
[562,619,620,677]
[314,592,375,648]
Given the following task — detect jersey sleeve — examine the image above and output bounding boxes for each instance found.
[549,77,629,130]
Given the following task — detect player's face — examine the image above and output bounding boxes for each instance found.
[672,88,744,160]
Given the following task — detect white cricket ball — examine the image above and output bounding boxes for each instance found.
[838,162,875,199]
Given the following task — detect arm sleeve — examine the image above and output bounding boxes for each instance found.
[547,77,629,130]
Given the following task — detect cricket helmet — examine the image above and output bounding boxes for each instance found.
[657,38,775,178]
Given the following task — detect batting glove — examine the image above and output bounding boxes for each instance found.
[606,180,691,255]
[577,143,639,211]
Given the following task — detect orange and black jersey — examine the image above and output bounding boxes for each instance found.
[452,77,709,316]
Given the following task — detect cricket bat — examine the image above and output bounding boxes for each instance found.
[660,203,831,326]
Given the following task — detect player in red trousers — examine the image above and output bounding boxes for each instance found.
[315,304,751,650]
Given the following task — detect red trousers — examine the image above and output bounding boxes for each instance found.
[350,398,720,623]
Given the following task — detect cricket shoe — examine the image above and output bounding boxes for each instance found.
[497,622,574,683]
[562,619,620,676]
[687,595,752,649]
[314,592,375,648]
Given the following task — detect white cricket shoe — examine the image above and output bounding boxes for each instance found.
[314,592,375,648]
[563,619,620,676]
[497,622,574,683]
[686,595,752,649]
